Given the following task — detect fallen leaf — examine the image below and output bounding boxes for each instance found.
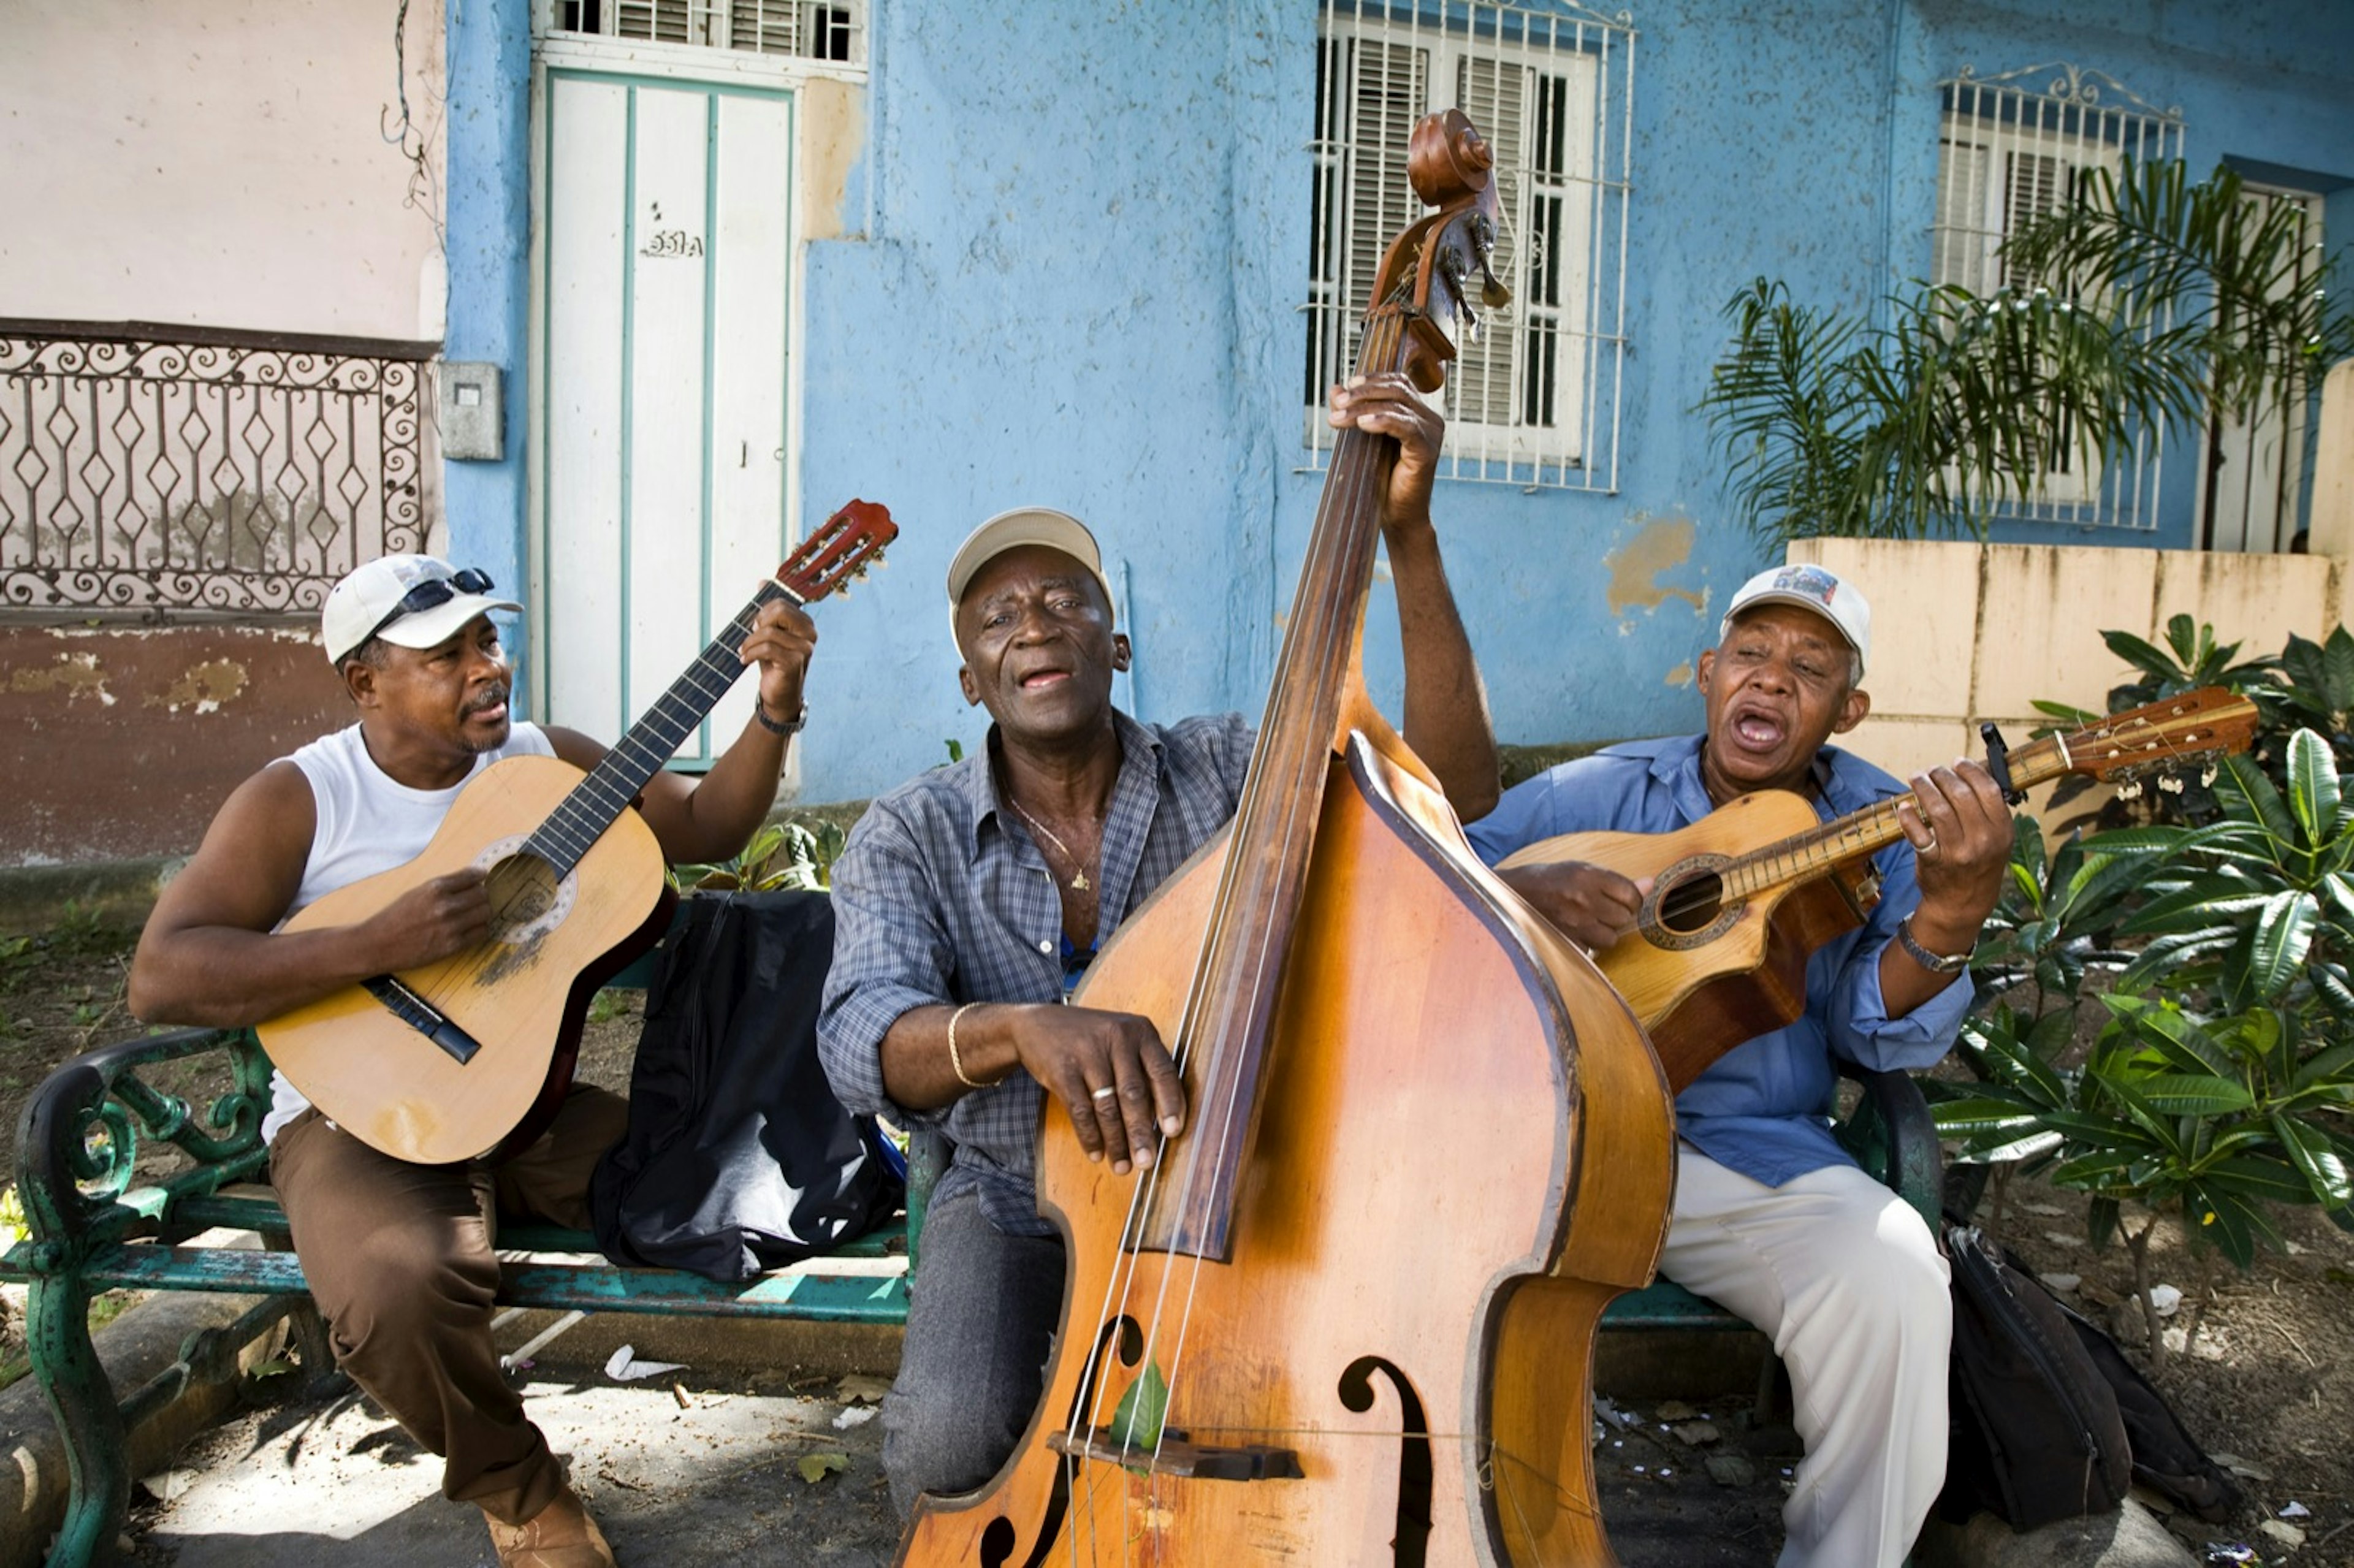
[798,1451,851,1485]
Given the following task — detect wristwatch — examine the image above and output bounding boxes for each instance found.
[1896,915,1973,975]
[754,699,808,737]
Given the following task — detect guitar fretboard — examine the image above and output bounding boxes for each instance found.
[522,579,802,879]
[1716,734,2071,901]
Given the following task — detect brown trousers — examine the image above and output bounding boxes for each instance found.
[269,1086,630,1526]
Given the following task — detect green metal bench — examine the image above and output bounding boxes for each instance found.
[2,1000,1932,1567]
[0,1017,940,1568]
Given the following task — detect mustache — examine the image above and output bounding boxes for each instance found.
[463,686,511,716]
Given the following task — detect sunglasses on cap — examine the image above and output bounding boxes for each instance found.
[359,566,497,647]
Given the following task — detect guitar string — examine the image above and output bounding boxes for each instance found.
[1655,706,2228,929]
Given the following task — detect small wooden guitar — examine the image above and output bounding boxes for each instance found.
[261,500,897,1164]
[1496,688,2260,1092]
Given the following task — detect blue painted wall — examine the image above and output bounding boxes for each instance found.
[444,0,535,695]
[445,0,2354,802]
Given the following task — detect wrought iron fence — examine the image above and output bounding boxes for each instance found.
[0,320,435,617]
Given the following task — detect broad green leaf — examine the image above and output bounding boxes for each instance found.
[2108,999,2234,1075]
[2130,1074,2254,1116]
[2293,1041,2354,1091]
[2034,1107,2163,1151]
[1109,1361,1170,1453]
[1931,1098,2047,1135]
[2085,1068,2190,1154]
[2102,629,2177,677]
[2182,1181,2279,1270]
[2219,752,2299,846]
[2117,883,2269,936]
[2287,728,2341,847]
[2231,902,2315,1011]
[2272,1114,2354,1208]
[2196,1155,2313,1204]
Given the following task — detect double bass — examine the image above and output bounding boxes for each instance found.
[896,113,1675,1566]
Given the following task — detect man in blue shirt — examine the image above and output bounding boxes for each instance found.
[1466,562,2011,1568]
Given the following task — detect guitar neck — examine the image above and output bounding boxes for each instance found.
[1719,733,2073,902]
[522,577,804,880]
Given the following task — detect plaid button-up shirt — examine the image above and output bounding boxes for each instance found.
[818,709,1255,1235]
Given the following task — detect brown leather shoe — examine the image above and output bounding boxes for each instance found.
[481,1485,617,1568]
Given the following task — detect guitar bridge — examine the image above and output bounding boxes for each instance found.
[361,975,484,1066]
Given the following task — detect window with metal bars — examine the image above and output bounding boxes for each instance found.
[1929,63,2183,527]
[552,0,858,63]
[1303,1,1632,492]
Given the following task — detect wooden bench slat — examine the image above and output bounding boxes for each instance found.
[5,1242,911,1326]
[166,1195,909,1262]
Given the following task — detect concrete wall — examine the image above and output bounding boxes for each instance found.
[1788,534,2340,792]
[0,626,351,866]
[0,0,448,341]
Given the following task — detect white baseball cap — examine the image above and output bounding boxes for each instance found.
[1720,563,1871,676]
[321,554,522,665]
[944,507,1116,637]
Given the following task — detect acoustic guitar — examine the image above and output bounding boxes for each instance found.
[1497,687,2260,1091]
[261,500,897,1165]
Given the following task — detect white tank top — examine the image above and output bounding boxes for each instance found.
[261,721,560,1143]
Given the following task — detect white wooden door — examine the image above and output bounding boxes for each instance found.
[533,69,795,765]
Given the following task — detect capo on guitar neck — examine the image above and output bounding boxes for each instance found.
[1979,722,2027,806]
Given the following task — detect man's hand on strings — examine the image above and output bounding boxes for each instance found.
[1328,373,1446,538]
[1008,1003,1187,1177]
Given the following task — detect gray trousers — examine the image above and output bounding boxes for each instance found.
[882,1184,1065,1518]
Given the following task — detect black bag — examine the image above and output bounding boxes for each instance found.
[2055,1292,2243,1523]
[1939,1224,2134,1529]
[589,890,902,1282]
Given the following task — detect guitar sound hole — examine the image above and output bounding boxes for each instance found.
[484,853,561,938]
[1656,870,1725,935]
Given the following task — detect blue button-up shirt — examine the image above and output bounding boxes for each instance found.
[1465,735,1971,1187]
[818,710,1255,1235]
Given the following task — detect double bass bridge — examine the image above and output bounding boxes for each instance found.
[1045,1427,1304,1483]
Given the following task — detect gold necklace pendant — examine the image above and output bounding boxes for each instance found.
[1009,796,1097,894]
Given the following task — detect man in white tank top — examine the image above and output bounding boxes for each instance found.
[129,554,818,1568]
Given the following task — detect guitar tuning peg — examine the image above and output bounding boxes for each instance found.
[2117,779,2144,800]
[2158,774,2184,794]
[2201,763,2218,787]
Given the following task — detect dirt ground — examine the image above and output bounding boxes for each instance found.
[1,915,2348,1563]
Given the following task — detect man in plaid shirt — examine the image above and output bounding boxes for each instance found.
[818,373,1501,1515]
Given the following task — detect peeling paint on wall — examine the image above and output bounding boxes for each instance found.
[1605,516,1705,618]
[151,659,251,715]
[1665,661,1693,687]
[7,653,115,705]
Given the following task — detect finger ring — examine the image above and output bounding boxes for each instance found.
[1921,831,1939,854]
[1091,1085,1118,1102]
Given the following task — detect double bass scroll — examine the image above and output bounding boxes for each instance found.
[895,111,1675,1567]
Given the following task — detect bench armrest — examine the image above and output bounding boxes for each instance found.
[14,1027,275,1265]
[1834,1064,1941,1236]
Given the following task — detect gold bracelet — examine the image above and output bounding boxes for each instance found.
[947,1002,990,1090]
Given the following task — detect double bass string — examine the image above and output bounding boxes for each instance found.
[1123,322,1404,1491]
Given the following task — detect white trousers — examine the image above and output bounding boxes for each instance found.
[1660,1149,1952,1568]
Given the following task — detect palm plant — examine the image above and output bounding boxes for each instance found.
[1700,161,2349,547]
